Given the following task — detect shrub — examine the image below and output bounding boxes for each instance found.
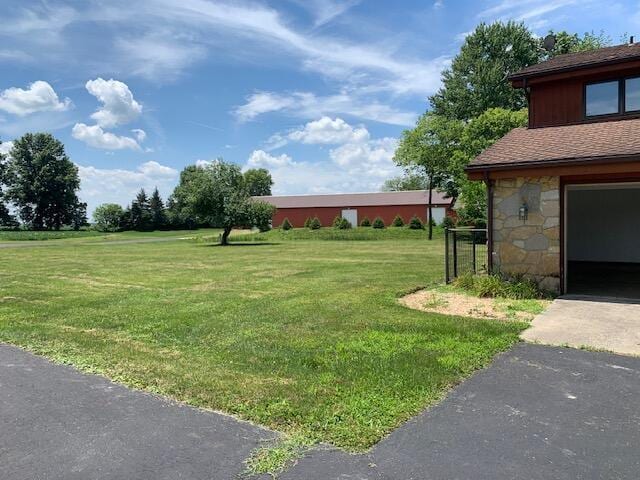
[441,216,455,229]
[453,273,547,300]
[408,215,424,230]
[392,215,404,227]
[303,217,312,229]
[309,217,321,229]
[360,216,371,227]
[281,218,293,230]
[372,217,385,229]
[336,217,352,229]
[332,215,343,228]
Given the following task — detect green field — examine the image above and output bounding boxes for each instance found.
[0,228,525,450]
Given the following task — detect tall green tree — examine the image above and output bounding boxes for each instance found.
[243,168,273,196]
[542,30,611,59]
[454,108,528,225]
[93,203,125,232]
[130,188,152,231]
[430,21,540,121]
[394,113,463,240]
[382,172,428,191]
[170,160,275,245]
[5,133,83,230]
[149,187,167,230]
[0,141,16,227]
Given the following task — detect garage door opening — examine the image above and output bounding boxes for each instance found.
[566,183,640,298]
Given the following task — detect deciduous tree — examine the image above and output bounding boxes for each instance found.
[5,133,83,230]
[394,113,463,240]
[243,168,273,197]
[170,160,275,245]
[93,203,125,232]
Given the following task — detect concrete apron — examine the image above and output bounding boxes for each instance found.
[521,295,640,356]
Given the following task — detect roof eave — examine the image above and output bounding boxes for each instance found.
[465,153,640,174]
[508,55,640,84]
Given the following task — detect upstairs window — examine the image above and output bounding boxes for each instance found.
[585,81,619,117]
[625,77,640,112]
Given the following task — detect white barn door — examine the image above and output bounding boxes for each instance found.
[430,207,446,225]
[342,209,358,226]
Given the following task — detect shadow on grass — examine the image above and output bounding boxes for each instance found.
[199,242,282,247]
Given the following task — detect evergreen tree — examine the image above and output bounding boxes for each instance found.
[130,189,152,231]
[149,187,167,230]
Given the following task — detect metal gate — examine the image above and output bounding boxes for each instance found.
[445,228,488,283]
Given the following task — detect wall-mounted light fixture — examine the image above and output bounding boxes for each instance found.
[518,202,529,222]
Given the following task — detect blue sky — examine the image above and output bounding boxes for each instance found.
[0,0,636,215]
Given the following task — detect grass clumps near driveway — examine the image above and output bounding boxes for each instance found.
[245,434,311,478]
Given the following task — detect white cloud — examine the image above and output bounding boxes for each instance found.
[478,0,581,23]
[234,92,296,122]
[0,1,446,96]
[131,128,147,142]
[288,117,369,145]
[72,123,141,150]
[113,33,207,81]
[0,140,13,157]
[235,91,417,126]
[0,81,71,116]
[77,161,179,216]
[433,0,444,8]
[247,150,295,168]
[85,78,142,128]
[246,133,400,196]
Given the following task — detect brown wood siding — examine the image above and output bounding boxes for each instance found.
[527,64,640,128]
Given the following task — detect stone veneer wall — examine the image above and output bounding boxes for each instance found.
[492,176,560,293]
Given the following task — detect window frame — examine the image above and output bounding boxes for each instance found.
[584,76,640,119]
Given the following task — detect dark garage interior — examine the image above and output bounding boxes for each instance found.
[566,184,640,298]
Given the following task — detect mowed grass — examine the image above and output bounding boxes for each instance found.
[0,230,525,450]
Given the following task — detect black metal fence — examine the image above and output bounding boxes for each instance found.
[445,228,488,283]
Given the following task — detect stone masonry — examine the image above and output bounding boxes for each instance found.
[492,176,560,293]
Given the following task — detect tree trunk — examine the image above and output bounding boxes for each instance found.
[220,226,232,246]
[428,178,433,241]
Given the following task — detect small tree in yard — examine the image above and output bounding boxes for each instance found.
[281,218,293,230]
[360,216,371,227]
[310,217,321,229]
[332,215,342,228]
[303,217,312,228]
[93,203,125,232]
[169,160,275,245]
[392,215,404,227]
[409,215,424,230]
[372,217,385,229]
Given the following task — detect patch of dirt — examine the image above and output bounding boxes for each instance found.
[400,289,536,321]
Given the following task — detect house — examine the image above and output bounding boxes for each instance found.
[254,190,455,228]
[466,41,640,296]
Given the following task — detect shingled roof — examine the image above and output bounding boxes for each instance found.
[510,42,640,81]
[466,118,640,171]
[254,190,453,208]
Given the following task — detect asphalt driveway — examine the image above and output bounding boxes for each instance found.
[2,343,639,479]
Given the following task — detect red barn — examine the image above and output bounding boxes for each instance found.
[254,190,455,228]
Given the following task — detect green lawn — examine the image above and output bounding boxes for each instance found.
[0,228,525,450]
[0,228,222,242]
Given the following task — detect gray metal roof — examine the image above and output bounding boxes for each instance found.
[253,190,453,208]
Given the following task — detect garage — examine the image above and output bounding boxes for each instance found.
[565,183,640,298]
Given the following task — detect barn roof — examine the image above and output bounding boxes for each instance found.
[466,118,640,171]
[510,42,640,81]
[253,190,453,208]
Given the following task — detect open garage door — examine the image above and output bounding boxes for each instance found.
[566,183,640,298]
